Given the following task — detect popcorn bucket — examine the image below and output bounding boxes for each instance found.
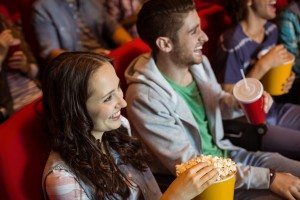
[193,173,236,200]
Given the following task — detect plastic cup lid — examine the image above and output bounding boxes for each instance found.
[233,78,263,103]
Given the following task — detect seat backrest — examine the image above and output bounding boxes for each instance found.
[276,0,288,10]
[108,38,151,93]
[197,2,232,61]
[0,97,50,200]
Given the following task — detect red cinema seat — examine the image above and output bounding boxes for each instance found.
[276,0,288,10]
[197,3,232,61]
[0,4,11,19]
[108,38,151,93]
[0,97,50,200]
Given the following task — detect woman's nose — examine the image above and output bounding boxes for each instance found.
[119,98,127,108]
[116,90,127,109]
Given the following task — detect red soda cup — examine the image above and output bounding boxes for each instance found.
[233,78,266,125]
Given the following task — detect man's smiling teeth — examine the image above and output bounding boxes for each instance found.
[111,111,120,118]
[194,46,203,53]
[195,46,202,51]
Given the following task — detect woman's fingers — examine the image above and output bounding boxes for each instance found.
[185,163,218,190]
[196,166,218,186]
[282,72,295,93]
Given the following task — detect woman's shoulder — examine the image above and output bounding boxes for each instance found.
[43,151,72,181]
[43,151,90,199]
[44,168,89,199]
[44,151,68,170]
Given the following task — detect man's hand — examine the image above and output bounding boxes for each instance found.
[270,172,300,200]
[263,91,273,113]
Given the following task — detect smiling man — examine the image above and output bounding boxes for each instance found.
[125,0,300,199]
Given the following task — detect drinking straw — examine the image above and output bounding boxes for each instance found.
[240,69,250,90]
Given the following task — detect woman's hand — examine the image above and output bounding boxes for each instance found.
[161,162,218,200]
[282,72,295,94]
[270,172,300,200]
[260,45,289,70]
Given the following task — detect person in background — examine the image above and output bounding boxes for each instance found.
[32,0,133,60]
[0,12,41,123]
[125,0,300,199]
[104,0,144,38]
[215,0,294,94]
[214,0,300,160]
[41,52,218,200]
[277,0,300,104]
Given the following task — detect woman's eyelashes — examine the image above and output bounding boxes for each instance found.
[103,83,121,103]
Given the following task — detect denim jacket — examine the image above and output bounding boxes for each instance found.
[32,0,119,59]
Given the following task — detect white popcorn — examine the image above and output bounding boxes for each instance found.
[175,155,237,181]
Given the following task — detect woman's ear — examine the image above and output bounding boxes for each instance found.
[155,37,173,53]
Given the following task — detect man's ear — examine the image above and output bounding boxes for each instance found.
[156,37,173,53]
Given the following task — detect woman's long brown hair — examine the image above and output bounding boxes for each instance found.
[42,52,149,199]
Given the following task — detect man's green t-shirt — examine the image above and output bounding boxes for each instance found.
[164,75,225,157]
